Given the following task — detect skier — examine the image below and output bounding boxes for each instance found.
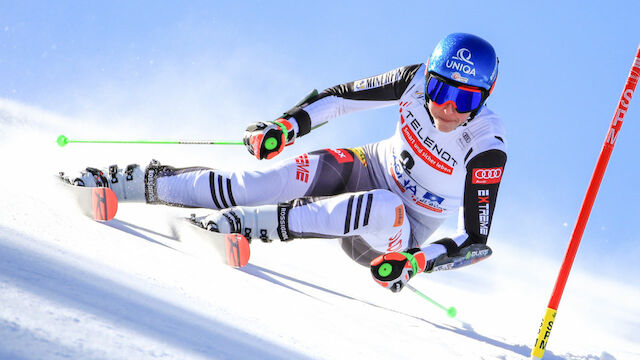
[69,33,506,292]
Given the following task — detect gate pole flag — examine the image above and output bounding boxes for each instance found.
[531,45,640,359]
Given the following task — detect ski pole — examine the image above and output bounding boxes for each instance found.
[530,45,640,360]
[56,90,322,149]
[56,134,243,147]
[405,284,457,318]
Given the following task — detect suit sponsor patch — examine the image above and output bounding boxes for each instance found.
[387,229,403,252]
[295,153,310,183]
[349,147,367,166]
[353,69,401,92]
[393,205,404,227]
[472,167,503,184]
[326,148,354,164]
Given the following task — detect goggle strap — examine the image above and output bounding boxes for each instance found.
[457,85,483,93]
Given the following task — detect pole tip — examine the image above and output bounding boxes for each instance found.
[57,134,69,147]
[447,307,457,318]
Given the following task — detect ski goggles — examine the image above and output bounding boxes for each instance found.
[425,73,489,113]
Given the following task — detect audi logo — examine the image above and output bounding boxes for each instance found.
[474,168,502,179]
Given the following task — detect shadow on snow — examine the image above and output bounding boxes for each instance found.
[104,219,181,251]
[241,263,572,360]
[0,226,311,360]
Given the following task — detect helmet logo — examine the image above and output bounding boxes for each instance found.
[429,34,498,90]
[452,48,474,65]
[451,72,469,83]
[446,48,476,77]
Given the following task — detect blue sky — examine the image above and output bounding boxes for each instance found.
[1,1,639,280]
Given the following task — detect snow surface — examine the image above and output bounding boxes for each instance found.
[0,98,638,359]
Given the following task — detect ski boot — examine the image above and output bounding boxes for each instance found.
[428,243,493,272]
[61,163,146,203]
[197,204,293,243]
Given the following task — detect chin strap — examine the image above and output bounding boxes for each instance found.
[467,103,485,123]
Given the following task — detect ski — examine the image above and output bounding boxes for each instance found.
[185,214,251,268]
[429,244,492,272]
[58,173,118,221]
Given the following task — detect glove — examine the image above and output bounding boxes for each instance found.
[243,119,295,160]
[370,248,427,292]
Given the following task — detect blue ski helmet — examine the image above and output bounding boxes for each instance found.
[427,33,498,92]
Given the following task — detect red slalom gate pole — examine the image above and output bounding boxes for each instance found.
[531,45,640,359]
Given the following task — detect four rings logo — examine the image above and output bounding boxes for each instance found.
[472,167,503,184]
[452,48,474,65]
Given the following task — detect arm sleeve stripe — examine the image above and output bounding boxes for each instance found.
[464,148,474,163]
[287,64,422,137]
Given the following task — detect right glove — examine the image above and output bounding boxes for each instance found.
[370,248,427,292]
[243,119,295,160]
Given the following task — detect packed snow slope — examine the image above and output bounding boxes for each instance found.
[0,98,638,359]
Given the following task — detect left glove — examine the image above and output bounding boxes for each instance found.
[370,248,427,292]
[243,119,295,160]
